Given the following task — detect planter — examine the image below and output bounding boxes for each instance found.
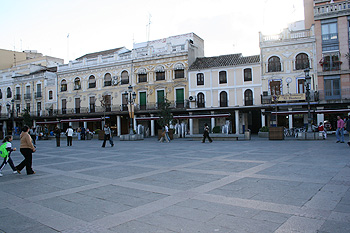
[258,131,269,138]
[269,127,284,140]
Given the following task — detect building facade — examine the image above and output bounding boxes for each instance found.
[259,22,318,129]
[188,53,261,134]
[56,33,204,135]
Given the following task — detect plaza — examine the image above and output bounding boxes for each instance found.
[0,136,350,233]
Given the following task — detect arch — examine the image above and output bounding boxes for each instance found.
[138,68,147,83]
[197,73,204,85]
[244,68,252,82]
[7,87,12,98]
[244,89,253,106]
[295,53,310,70]
[155,65,165,81]
[174,63,185,79]
[219,71,227,84]
[88,75,96,88]
[219,91,228,107]
[121,70,129,85]
[197,92,205,108]
[61,79,67,92]
[0,89,2,99]
[268,56,282,72]
[104,73,112,86]
[74,77,81,90]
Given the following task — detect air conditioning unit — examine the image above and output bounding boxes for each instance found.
[188,96,195,101]
[263,91,268,96]
[113,76,118,80]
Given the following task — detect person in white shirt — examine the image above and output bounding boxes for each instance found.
[65,126,74,146]
[159,124,170,143]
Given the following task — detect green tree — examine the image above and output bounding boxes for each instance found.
[22,108,33,127]
[157,98,173,127]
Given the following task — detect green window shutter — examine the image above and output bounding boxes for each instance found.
[157,90,165,103]
[176,89,184,103]
[140,92,146,106]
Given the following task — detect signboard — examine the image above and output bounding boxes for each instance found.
[278,93,306,102]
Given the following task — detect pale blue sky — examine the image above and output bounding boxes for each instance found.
[0,0,304,63]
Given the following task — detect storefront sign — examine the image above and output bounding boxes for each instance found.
[278,93,306,102]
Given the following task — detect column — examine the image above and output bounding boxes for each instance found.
[235,110,239,134]
[3,121,7,136]
[261,109,265,127]
[83,121,87,129]
[211,111,215,131]
[117,115,121,136]
[242,113,245,133]
[288,108,293,129]
[133,117,137,132]
[150,114,155,136]
[189,112,193,135]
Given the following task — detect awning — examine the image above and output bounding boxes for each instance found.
[60,118,102,123]
[36,121,60,124]
[271,109,350,115]
[136,114,230,121]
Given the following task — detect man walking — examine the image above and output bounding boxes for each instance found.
[202,123,212,143]
[336,116,345,143]
[65,126,74,146]
[159,124,170,143]
[102,124,114,147]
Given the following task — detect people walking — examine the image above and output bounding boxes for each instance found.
[54,127,61,147]
[202,123,212,143]
[77,127,81,140]
[336,116,345,143]
[81,127,86,140]
[346,116,350,147]
[0,135,18,177]
[29,126,36,145]
[15,126,36,175]
[66,126,74,146]
[102,124,114,147]
[159,124,170,143]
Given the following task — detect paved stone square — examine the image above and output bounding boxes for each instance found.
[0,136,349,233]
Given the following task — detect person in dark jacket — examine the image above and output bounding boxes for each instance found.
[202,123,212,143]
[54,127,61,147]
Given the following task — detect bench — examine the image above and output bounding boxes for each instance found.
[189,134,247,141]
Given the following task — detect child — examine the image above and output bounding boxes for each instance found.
[0,135,19,176]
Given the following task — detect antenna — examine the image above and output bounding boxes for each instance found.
[13,45,16,67]
[67,33,70,62]
[146,13,152,42]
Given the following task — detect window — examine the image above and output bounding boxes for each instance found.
[324,76,340,100]
[75,98,80,113]
[157,90,165,108]
[122,93,128,111]
[244,89,253,106]
[74,78,81,90]
[197,93,205,108]
[15,87,21,100]
[90,96,95,113]
[121,71,129,85]
[295,53,309,70]
[37,102,41,116]
[104,73,112,87]
[174,63,185,79]
[0,89,2,99]
[244,68,252,82]
[268,56,281,72]
[25,86,31,100]
[88,75,96,88]
[155,66,165,81]
[322,53,341,71]
[219,71,227,84]
[139,92,147,110]
[269,80,282,96]
[197,73,204,85]
[61,80,67,92]
[297,79,305,94]
[322,21,339,51]
[220,91,228,107]
[138,68,147,83]
[61,99,66,114]
[36,84,42,98]
[49,90,53,100]
[26,103,30,112]
[6,87,11,98]
[104,95,111,112]
[176,89,184,108]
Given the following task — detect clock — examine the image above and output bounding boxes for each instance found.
[286,77,292,83]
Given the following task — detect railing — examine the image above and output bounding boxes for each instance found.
[261,91,319,104]
[24,93,31,100]
[14,94,21,101]
[314,1,350,18]
[35,92,42,98]
[318,88,350,101]
[261,28,313,43]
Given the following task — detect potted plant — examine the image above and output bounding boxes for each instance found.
[258,126,269,138]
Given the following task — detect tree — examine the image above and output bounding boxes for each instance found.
[157,98,173,127]
[22,108,33,127]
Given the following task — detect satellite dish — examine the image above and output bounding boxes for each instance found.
[286,77,292,83]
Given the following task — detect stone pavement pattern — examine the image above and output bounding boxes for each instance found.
[0,136,349,233]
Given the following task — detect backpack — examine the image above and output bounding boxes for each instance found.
[0,142,9,158]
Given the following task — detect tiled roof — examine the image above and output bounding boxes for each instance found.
[76,47,124,60]
[189,53,260,70]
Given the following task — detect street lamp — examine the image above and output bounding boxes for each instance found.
[6,99,15,136]
[304,68,312,133]
[124,85,136,134]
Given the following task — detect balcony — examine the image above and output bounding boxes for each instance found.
[14,94,21,101]
[24,93,31,100]
[261,92,319,104]
[314,1,350,20]
[35,92,42,98]
[74,85,81,90]
[318,88,350,101]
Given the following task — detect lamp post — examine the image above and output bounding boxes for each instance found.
[6,99,15,136]
[304,68,312,133]
[124,85,136,134]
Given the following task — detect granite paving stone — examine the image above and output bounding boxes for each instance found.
[0,135,349,232]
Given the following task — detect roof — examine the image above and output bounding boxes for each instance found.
[75,47,124,60]
[189,53,260,70]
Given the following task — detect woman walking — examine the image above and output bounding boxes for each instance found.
[202,123,212,143]
[15,126,36,175]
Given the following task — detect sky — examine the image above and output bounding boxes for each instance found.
[0,0,305,63]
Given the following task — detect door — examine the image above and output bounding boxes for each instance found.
[176,89,184,108]
[157,90,165,108]
[139,92,146,110]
